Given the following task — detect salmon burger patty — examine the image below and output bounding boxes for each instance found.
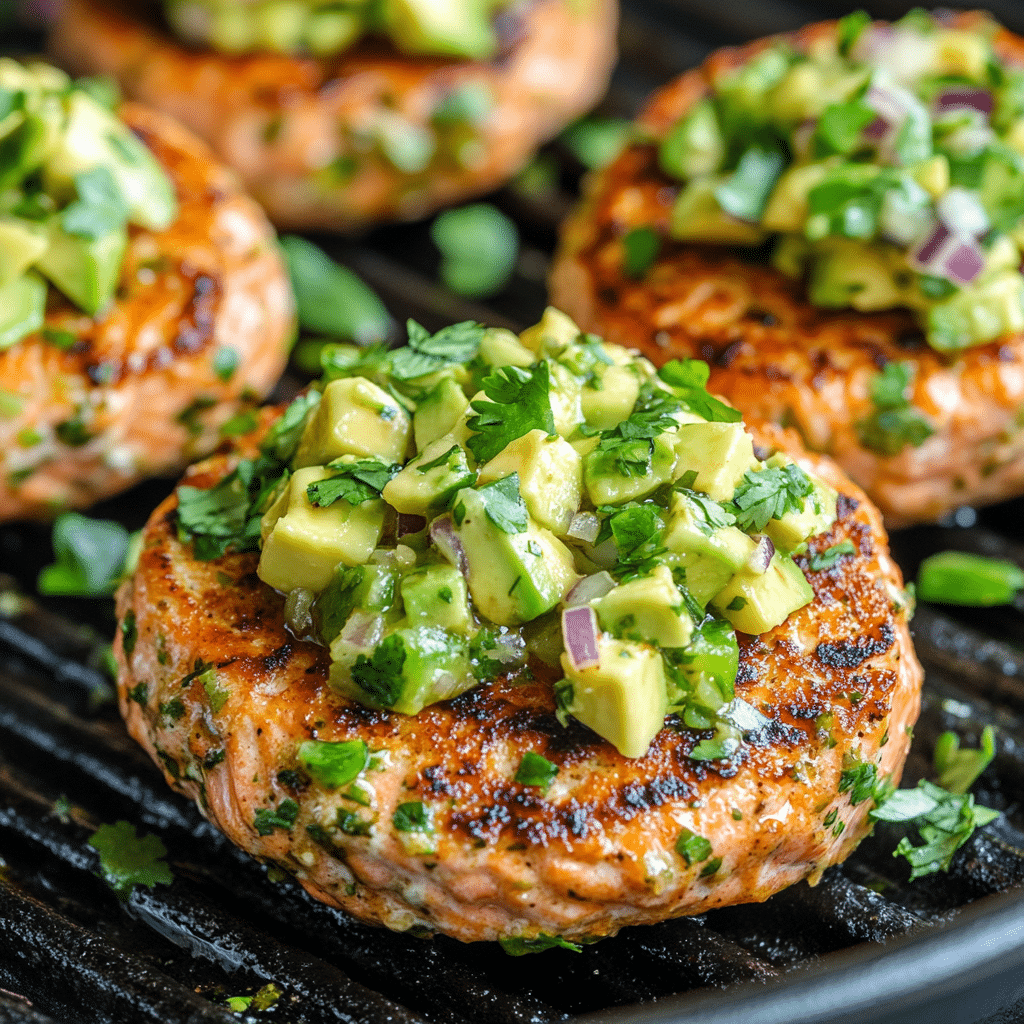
[551,12,1024,527]
[50,0,618,231]
[0,93,293,521]
[114,315,921,944]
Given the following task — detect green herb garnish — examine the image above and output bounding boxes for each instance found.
[515,751,558,789]
[729,463,814,532]
[37,513,132,597]
[88,820,173,899]
[856,363,934,457]
[808,540,857,571]
[466,362,554,463]
[916,551,1024,606]
[297,739,369,789]
[431,203,518,299]
[306,458,398,507]
[675,827,713,866]
[254,799,300,836]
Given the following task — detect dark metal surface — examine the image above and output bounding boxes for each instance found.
[2,1,1024,1023]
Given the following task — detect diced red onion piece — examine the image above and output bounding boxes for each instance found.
[565,571,617,607]
[398,513,427,537]
[863,115,889,141]
[747,535,775,575]
[852,24,895,64]
[567,512,601,544]
[943,240,986,285]
[341,611,385,651]
[562,606,601,671]
[936,187,989,238]
[935,87,993,117]
[429,515,468,576]
[912,221,951,266]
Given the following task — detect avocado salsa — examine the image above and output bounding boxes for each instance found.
[654,10,1024,352]
[176,311,837,760]
[165,0,517,60]
[0,61,177,349]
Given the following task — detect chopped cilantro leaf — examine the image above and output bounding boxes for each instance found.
[88,820,173,899]
[307,459,398,507]
[37,513,132,597]
[466,362,554,463]
[605,504,666,581]
[836,10,871,56]
[392,801,431,832]
[298,738,369,789]
[622,225,660,279]
[839,754,878,806]
[675,490,736,536]
[389,320,485,380]
[260,390,321,464]
[476,474,529,534]
[120,610,138,657]
[61,166,129,240]
[127,682,148,706]
[675,828,712,866]
[515,751,558,789]
[729,463,813,532]
[254,799,300,836]
[212,346,239,382]
[351,634,407,707]
[500,934,583,956]
[658,360,741,422]
[715,144,785,222]
[808,540,857,571]
[856,362,934,457]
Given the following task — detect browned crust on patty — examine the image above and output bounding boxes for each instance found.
[113,415,922,943]
[550,14,1024,527]
[51,0,618,230]
[0,102,294,521]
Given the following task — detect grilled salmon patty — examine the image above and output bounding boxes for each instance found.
[51,0,618,231]
[114,414,921,943]
[0,102,293,522]
[550,16,1024,528]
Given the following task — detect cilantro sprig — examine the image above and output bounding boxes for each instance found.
[729,463,813,532]
[390,320,485,380]
[856,363,934,457]
[658,359,742,423]
[465,363,554,462]
[306,459,398,507]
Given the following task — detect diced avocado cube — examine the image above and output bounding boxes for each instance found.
[926,270,1024,352]
[580,364,640,431]
[584,433,677,507]
[560,636,668,759]
[761,161,831,233]
[666,616,739,715]
[477,429,582,534]
[35,218,126,316]
[451,486,579,626]
[478,327,535,369]
[808,240,904,312]
[294,376,411,467]
[712,552,814,635]
[400,564,473,634]
[382,0,496,60]
[673,422,758,501]
[548,361,584,439]
[259,466,385,593]
[413,376,469,452]
[913,154,949,197]
[382,439,476,516]
[253,1,308,52]
[935,28,990,80]
[0,109,58,192]
[518,307,581,356]
[306,8,364,55]
[331,626,474,715]
[664,491,756,604]
[312,563,397,643]
[0,271,46,351]
[594,565,693,648]
[0,218,48,285]
[670,177,767,246]
[659,98,725,180]
[44,92,177,232]
[761,461,837,553]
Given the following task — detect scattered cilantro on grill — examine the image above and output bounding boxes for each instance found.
[934,725,996,795]
[475,474,529,534]
[729,463,814,532]
[499,934,583,956]
[916,551,1024,606]
[307,458,398,507]
[515,752,558,789]
[465,362,554,462]
[37,513,133,597]
[856,362,934,457]
[808,539,857,571]
[254,799,300,836]
[389,319,485,380]
[88,820,173,899]
[297,739,369,789]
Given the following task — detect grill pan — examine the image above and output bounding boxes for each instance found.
[3,2,1024,1022]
